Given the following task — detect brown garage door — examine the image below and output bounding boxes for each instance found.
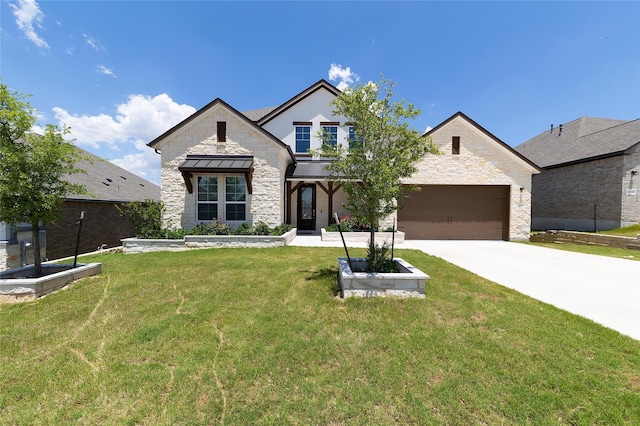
[398,185,510,240]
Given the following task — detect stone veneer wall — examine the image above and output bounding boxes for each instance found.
[532,156,624,231]
[402,116,535,240]
[156,105,291,230]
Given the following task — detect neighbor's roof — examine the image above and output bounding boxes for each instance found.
[66,148,160,203]
[514,117,640,168]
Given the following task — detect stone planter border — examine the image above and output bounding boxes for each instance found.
[122,228,297,254]
[337,257,428,298]
[0,262,102,299]
[321,228,405,244]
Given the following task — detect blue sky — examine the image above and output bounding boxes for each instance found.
[2,0,639,185]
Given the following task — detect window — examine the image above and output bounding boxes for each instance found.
[452,136,460,155]
[217,121,226,142]
[348,126,364,150]
[197,176,218,221]
[321,125,338,150]
[295,125,311,153]
[225,176,246,221]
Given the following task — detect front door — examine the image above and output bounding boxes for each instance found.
[297,184,316,230]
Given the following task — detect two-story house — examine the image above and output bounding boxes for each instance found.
[148,80,539,240]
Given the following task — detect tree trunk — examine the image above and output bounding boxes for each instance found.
[31,221,42,277]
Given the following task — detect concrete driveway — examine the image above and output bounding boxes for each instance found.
[290,235,640,340]
[405,240,640,340]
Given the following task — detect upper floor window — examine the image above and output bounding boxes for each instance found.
[348,126,364,150]
[321,125,338,150]
[452,136,460,155]
[295,125,311,153]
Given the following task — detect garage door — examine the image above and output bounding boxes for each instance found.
[398,185,510,240]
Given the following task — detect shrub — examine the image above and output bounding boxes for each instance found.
[187,220,231,236]
[271,223,294,235]
[366,242,398,273]
[252,221,272,236]
[233,222,253,235]
[330,215,375,232]
[116,199,164,238]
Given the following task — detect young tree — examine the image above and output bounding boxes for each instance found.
[0,83,88,276]
[314,78,440,271]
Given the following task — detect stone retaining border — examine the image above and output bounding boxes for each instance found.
[530,230,640,250]
[122,228,297,254]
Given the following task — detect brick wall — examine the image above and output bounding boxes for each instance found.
[46,201,136,261]
[532,156,624,231]
[622,145,640,226]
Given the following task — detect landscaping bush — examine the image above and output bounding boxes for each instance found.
[186,220,231,236]
[233,222,253,235]
[328,215,375,232]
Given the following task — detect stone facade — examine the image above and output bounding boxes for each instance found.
[153,103,292,230]
[403,115,537,240]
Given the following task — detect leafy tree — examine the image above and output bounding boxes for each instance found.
[314,78,440,271]
[0,83,88,276]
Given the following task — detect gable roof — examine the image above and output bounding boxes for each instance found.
[147,98,295,162]
[66,148,160,203]
[425,111,541,172]
[256,79,341,126]
[514,117,640,168]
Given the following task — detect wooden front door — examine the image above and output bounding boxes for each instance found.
[297,184,316,230]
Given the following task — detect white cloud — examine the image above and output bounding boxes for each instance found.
[96,65,116,78]
[52,93,196,183]
[111,140,162,183]
[83,33,104,51]
[10,0,48,49]
[328,63,359,90]
[424,126,433,134]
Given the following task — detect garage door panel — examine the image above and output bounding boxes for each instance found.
[398,185,509,240]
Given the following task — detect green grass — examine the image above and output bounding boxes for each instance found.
[599,224,640,238]
[522,241,640,261]
[1,247,639,424]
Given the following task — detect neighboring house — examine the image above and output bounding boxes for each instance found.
[148,79,539,241]
[515,117,640,231]
[0,148,160,271]
[46,148,160,260]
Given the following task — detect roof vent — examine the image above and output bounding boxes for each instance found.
[106,178,113,183]
[550,124,554,133]
[558,124,563,136]
[120,175,127,180]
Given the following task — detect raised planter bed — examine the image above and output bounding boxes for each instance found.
[122,228,297,254]
[337,257,428,298]
[0,262,102,300]
[321,228,404,244]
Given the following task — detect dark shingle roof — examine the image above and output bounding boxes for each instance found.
[514,117,640,168]
[286,160,334,179]
[242,106,277,121]
[66,148,160,202]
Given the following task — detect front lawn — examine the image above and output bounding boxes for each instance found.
[1,247,638,424]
